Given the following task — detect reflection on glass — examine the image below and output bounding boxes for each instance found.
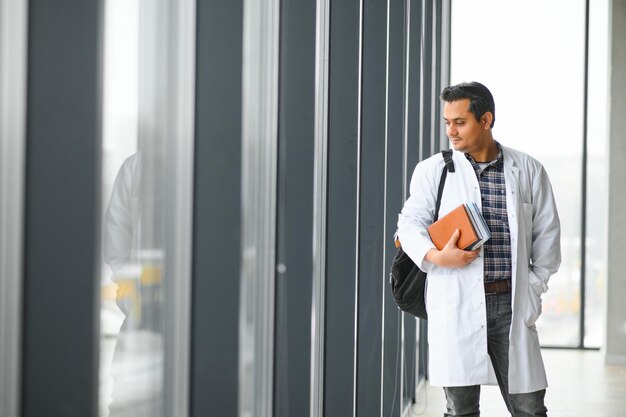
[584,0,609,348]
[102,151,164,417]
[450,0,599,347]
[99,0,164,416]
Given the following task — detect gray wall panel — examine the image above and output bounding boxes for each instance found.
[405,0,422,182]
[382,0,408,414]
[402,0,424,406]
[419,0,433,160]
[190,1,243,415]
[275,0,316,414]
[22,1,102,416]
[356,0,387,416]
[431,0,443,153]
[324,0,361,415]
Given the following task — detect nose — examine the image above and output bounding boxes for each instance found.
[447,123,457,137]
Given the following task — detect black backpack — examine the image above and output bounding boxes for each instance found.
[390,150,455,319]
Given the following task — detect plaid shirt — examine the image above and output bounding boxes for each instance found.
[465,143,512,283]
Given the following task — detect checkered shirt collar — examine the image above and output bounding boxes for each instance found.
[464,141,504,169]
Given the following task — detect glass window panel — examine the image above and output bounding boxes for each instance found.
[584,0,609,348]
[451,0,587,346]
[0,1,27,416]
[100,1,143,415]
[99,0,195,415]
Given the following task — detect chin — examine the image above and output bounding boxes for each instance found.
[450,142,465,151]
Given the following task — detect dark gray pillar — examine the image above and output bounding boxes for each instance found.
[190,1,243,416]
[419,0,433,160]
[355,0,387,416]
[382,0,409,414]
[22,1,102,416]
[274,0,316,415]
[324,1,361,415]
[402,0,425,405]
[406,0,423,173]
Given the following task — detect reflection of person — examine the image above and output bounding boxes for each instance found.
[102,152,141,416]
[397,82,561,416]
[104,152,141,282]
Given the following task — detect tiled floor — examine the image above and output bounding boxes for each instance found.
[412,349,626,417]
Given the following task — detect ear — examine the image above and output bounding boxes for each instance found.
[481,112,493,129]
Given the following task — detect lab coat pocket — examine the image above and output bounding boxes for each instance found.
[524,283,543,326]
[425,272,460,324]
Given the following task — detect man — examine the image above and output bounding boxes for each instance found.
[397,81,561,416]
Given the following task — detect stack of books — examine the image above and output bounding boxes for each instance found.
[428,203,491,250]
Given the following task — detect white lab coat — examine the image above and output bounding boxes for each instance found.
[103,152,142,275]
[397,145,561,394]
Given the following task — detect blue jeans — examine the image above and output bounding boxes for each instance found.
[442,292,548,417]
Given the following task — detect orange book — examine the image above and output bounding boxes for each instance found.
[427,204,480,250]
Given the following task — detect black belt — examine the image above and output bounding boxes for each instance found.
[484,279,512,295]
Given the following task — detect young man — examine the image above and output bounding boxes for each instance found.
[397,82,561,416]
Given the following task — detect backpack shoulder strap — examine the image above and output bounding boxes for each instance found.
[442,149,455,172]
[434,150,455,221]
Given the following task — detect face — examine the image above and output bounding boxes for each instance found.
[443,98,493,157]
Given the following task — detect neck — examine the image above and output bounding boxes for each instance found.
[468,139,498,163]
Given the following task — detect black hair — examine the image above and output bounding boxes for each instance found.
[440,81,495,128]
